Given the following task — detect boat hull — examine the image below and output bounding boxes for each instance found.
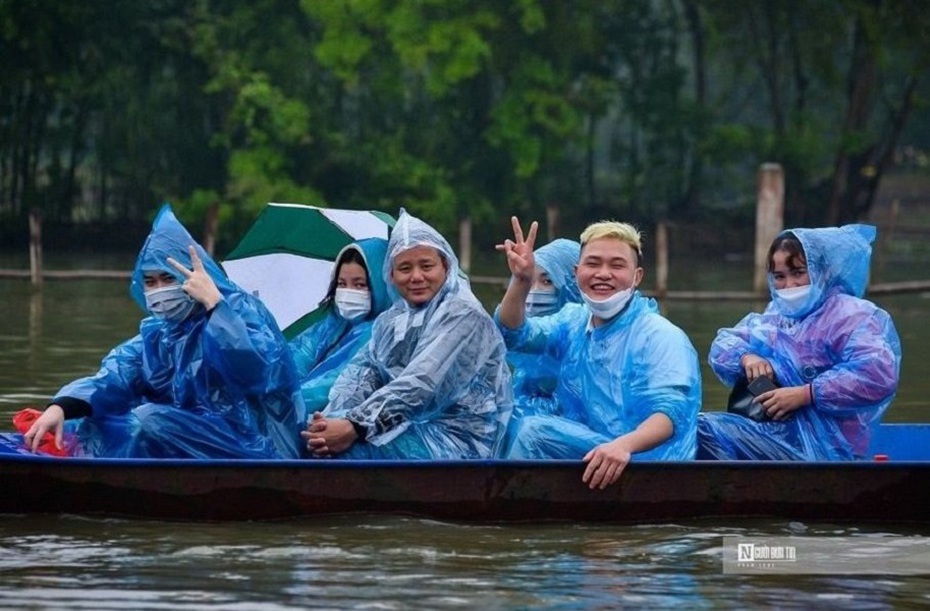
[1,454,927,524]
[2,424,927,523]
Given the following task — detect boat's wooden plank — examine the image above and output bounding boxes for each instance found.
[0,455,926,523]
[2,426,928,523]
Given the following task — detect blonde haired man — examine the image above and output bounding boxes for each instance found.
[580,220,644,258]
[497,216,701,488]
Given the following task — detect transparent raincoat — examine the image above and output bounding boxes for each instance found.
[290,238,390,422]
[498,293,701,460]
[57,204,303,459]
[698,224,902,460]
[324,210,513,459]
[500,239,582,451]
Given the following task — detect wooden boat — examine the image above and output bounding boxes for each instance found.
[1,424,928,524]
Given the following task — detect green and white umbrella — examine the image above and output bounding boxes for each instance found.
[223,203,394,338]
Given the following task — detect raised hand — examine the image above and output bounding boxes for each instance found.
[495,216,538,284]
[167,245,223,310]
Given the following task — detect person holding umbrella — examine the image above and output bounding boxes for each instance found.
[302,209,513,459]
[289,237,391,422]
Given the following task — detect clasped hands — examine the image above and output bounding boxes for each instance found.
[300,412,358,457]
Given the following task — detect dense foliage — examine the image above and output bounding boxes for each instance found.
[1,0,928,253]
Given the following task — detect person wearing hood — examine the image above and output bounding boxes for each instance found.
[496,217,701,489]
[290,237,390,422]
[499,239,582,448]
[697,224,902,461]
[23,204,303,459]
[301,209,513,459]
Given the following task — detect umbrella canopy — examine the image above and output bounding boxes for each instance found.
[222,203,394,338]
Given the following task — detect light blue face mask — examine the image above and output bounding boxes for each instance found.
[144,284,197,323]
[581,286,634,320]
[525,289,559,317]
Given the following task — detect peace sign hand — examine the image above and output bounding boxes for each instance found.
[495,216,538,284]
[167,245,223,310]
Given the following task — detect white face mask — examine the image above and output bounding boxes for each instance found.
[774,284,812,316]
[335,288,371,322]
[581,286,634,321]
[525,289,559,317]
[144,284,196,323]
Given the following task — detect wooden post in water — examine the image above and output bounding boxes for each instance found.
[753,163,784,295]
[545,203,560,242]
[655,220,668,301]
[29,209,43,289]
[875,198,899,279]
[203,201,219,257]
[459,216,472,273]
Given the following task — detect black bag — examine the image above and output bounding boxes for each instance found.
[727,376,778,422]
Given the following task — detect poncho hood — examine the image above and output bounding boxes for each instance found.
[769,224,876,319]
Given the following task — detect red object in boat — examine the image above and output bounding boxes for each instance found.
[12,408,73,457]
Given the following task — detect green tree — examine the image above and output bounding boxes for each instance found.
[698,0,929,224]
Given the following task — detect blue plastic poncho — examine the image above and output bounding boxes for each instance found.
[504,239,582,422]
[290,238,390,422]
[56,204,304,459]
[497,293,701,461]
[698,224,902,461]
[323,210,513,459]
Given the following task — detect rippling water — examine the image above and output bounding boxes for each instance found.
[1,277,929,607]
[1,516,929,609]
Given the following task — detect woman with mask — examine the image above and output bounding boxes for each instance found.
[22,204,303,459]
[289,238,390,422]
[500,239,582,451]
[698,224,902,461]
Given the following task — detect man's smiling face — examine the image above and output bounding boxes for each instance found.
[574,237,642,300]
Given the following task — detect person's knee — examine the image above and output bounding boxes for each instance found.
[514,414,553,436]
[505,415,552,458]
[133,405,189,448]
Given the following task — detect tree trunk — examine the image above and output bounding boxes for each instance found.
[827,16,876,224]
[683,0,705,213]
[65,105,87,221]
[854,75,919,220]
[586,114,596,210]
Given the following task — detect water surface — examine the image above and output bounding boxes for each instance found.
[1,516,929,609]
